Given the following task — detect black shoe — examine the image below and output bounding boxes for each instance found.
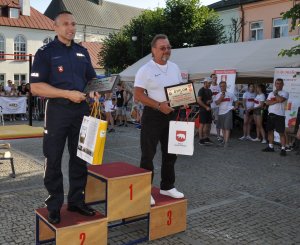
[199,139,205,145]
[262,146,274,152]
[118,123,124,127]
[204,138,214,145]
[67,204,96,216]
[108,128,115,133]
[47,210,60,224]
[280,149,287,156]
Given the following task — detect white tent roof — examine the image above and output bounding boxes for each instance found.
[119,36,300,82]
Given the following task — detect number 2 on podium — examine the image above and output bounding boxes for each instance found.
[129,184,133,200]
[167,210,172,225]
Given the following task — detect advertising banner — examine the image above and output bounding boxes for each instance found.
[210,69,236,135]
[214,69,236,94]
[274,68,300,127]
[273,68,300,142]
[0,96,27,114]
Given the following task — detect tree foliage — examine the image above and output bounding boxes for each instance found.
[279,3,300,57]
[99,0,226,73]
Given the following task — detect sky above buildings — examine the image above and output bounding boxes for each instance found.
[31,0,219,13]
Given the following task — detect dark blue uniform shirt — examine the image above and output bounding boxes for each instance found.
[30,36,96,92]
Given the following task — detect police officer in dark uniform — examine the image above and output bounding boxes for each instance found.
[30,11,97,224]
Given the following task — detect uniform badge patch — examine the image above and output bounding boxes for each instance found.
[58,66,64,72]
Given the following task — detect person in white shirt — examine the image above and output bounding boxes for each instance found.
[215,81,238,147]
[210,73,221,141]
[262,78,289,156]
[104,92,115,132]
[239,84,256,140]
[134,34,184,205]
[252,84,266,143]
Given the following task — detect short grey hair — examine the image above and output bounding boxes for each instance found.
[151,34,168,48]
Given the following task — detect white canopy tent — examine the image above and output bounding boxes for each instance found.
[119,36,300,82]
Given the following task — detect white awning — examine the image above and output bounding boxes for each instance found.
[119,36,300,82]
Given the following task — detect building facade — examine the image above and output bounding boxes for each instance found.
[0,0,54,86]
[44,0,143,43]
[209,0,300,43]
[243,0,299,41]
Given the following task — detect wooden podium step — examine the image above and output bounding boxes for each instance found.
[149,187,187,240]
[85,162,152,222]
[35,204,107,245]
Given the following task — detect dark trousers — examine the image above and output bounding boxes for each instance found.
[43,99,89,212]
[140,106,177,190]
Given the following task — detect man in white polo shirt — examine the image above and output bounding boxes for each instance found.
[215,81,238,147]
[262,78,289,156]
[134,34,184,206]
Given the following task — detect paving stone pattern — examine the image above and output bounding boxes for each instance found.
[0,122,299,244]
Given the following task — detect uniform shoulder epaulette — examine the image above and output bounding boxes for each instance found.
[75,42,87,50]
[38,42,53,51]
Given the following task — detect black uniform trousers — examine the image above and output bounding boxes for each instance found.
[43,99,89,212]
[140,106,177,190]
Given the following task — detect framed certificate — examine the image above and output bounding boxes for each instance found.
[84,75,119,94]
[164,82,197,108]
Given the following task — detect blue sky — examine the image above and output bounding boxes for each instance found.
[31,0,219,13]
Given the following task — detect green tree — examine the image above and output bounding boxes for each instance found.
[279,3,300,57]
[99,0,225,73]
[164,0,226,47]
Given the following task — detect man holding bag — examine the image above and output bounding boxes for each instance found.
[30,11,98,224]
[134,34,184,206]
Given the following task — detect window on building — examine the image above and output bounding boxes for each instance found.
[43,37,53,45]
[273,18,288,38]
[14,35,26,60]
[14,74,26,86]
[0,34,4,60]
[0,7,3,17]
[9,8,19,18]
[0,74,5,84]
[250,21,263,41]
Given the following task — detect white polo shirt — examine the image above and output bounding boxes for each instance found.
[210,84,220,109]
[134,60,183,102]
[267,90,289,116]
[215,91,237,115]
[254,94,265,108]
[243,91,256,109]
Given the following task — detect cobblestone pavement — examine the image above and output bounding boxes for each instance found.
[0,121,300,245]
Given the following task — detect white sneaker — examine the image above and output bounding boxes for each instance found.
[246,136,254,141]
[261,139,267,144]
[252,137,260,142]
[151,195,155,205]
[160,188,184,198]
[239,136,246,140]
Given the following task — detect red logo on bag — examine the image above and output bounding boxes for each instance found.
[58,66,64,72]
[176,130,186,142]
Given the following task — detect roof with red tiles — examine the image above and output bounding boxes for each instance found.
[80,41,103,69]
[0,0,54,31]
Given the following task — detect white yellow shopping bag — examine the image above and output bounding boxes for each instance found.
[77,102,108,165]
[168,119,195,156]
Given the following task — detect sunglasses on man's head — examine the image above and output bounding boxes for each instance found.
[158,46,172,51]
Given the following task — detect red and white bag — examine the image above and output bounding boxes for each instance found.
[168,110,195,156]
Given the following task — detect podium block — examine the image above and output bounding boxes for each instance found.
[149,187,187,240]
[35,204,108,245]
[86,162,152,222]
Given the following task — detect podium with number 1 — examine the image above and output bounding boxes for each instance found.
[86,162,152,222]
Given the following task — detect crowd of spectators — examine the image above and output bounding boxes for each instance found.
[0,80,31,121]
